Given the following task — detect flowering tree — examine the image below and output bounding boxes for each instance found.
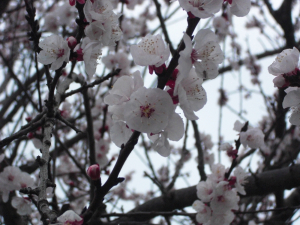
[0,0,300,224]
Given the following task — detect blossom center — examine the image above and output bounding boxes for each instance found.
[186,84,201,96]
[246,135,254,142]
[191,49,198,63]
[200,44,216,59]
[139,39,157,55]
[8,174,14,181]
[57,49,65,58]
[217,195,225,202]
[140,104,155,118]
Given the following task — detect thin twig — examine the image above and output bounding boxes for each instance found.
[152,0,175,55]
[0,114,46,149]
[166,120,189,191]
[191,120,206,181]
[62,69,121,101]
[56,113,83,133]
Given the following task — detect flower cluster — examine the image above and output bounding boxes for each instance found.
[178,0,251,18]
[43,3,77,33]
[268,47,299,88]
[233,120,265,149]
[0,166,34,203]
[177,29,224,82]
[37,35,70,71]
[268,47,300,125]
[38,0,122,78]
[104,71,184,156]
[200,132,215,165]
[83,0,122,46]
[176,68,207,120]
[282,87,300,125]
[240,128,265,149]
[164,29,223,120]
[193,164,247,225]
[102,51,130,75]
[11,196,32,216]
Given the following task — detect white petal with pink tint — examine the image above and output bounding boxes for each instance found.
[124,87,174,133]
[268,47,299,75]
[130,34,170,67]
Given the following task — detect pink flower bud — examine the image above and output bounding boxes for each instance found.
[69,0,76,6]
[27,132,34,139]
[67,36,77,50]
[87,164,101,180]
[224,0,232,4]
[76,48,83,61]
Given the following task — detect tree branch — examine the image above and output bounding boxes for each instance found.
[114,164,300,223]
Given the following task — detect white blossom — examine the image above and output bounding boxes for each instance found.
[201,132,214,150]
[213,16,229,38]
[193,200,212,225]
[0,166,22,202]
[178,0,223,18]
[83,0,113,23]
[178,30,223,84]
[240,128,265,149]
[210,211,235,225]
[196,180,214,202]
[74,37,102,78]
[37,35,70,70]
[104,71,143,105]
[208,163,226,183]
[123,87,174,133]
[55,3,77,26]
[95,139,110,166]
[82,39,102,78]
[121,19,137,40]
[130,34,170,67]
[282,88,300,125]
[203,151,215,166]
[43,13,59,33]
[102,51,130,70]
[84,10,122,46]
[210,181,239,213]
[220,143,233,151]
[282,87,300,109]
[11,197,32,215]
[193,164,241,225]
[233,166,248,195]
[289,107,300,126]
[177,68,207,120]
[268,47,299,76]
